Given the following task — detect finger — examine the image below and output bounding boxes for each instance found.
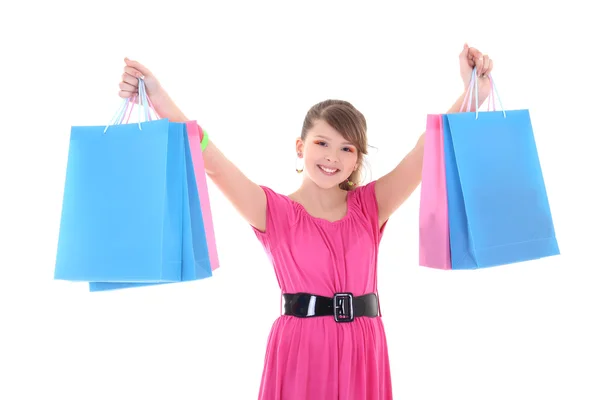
[480,55,491,77]
[123,66,144,80]
[124,57,152,77]
[122,71,138,87]
[118,89,137,99]
[475,55,484,76]
[468,47,482,60]
[119,81,137,92]
[468,48,483,73]
[460,43,476,67]
[487,59,494,76]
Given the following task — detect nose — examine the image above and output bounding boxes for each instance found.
[325,151,339,163]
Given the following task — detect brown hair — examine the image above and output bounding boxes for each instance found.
[300,99,368,191]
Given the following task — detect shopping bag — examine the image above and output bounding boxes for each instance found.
[54,94,185,282]
[87,88,214,291]
[186,121,220,271]
[418,114,451,270]
[443,68,559,269]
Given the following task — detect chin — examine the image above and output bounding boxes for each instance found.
[308,173,345,190]
[314,181,343,190]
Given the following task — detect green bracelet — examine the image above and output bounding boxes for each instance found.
[200,129,209,152]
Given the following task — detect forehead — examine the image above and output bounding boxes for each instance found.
[307,119,353,145]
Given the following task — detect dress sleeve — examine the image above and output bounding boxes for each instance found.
[352,181,388,243]
[251,185,297,252]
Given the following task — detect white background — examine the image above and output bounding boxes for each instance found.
[1,1,599,399]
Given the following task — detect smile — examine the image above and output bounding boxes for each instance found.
[318,165,340,175]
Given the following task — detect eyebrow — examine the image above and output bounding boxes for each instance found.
[314,135,355,147]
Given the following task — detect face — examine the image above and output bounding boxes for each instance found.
[296,119,359,189]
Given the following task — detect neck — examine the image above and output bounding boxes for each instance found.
[294,177,348,210]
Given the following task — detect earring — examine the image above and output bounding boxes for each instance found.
[346,179,355,187]
[295,152,304,173]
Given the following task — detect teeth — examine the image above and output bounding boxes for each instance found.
[319,165,338,174]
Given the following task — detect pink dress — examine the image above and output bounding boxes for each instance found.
[251,181,393,399]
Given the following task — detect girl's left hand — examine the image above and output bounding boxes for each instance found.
[459,43,493,100]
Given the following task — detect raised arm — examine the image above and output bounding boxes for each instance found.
[374,92,470,228]
[373,45,493,228]
[120,58,267,232]
[200,141,267,231]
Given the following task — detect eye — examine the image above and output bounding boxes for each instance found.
[343,146,355,153]
[314,140,327,147]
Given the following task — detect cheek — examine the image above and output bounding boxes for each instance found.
[304,150,317,163]
[342,152,359,169]
[304,153,321,169]
[306,147,324,161]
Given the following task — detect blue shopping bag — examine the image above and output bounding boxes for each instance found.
[54,83,185,282]
[443,69,559,269]
[88,122,213,291]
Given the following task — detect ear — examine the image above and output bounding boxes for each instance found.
[295,137,304,157]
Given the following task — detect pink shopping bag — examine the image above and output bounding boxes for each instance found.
[125,99,220,271]
[418,114,451,270]
[186,120,220,271]
[124,97,220,271]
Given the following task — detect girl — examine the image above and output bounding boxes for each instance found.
[118,43,494,399]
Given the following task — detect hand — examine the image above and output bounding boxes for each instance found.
[119,58,164,101]
[458,44,493,100]
[118,58,185,121]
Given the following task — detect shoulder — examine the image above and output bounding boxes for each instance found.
[349,181,378,209]
[259,185,295,211]
[349,181,387,237]
[252,185,299,237]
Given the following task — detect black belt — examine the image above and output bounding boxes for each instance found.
[283,292,379,323]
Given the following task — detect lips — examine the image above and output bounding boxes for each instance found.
[317,164,340,175]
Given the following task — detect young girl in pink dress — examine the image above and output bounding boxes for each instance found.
[117,43,494,399]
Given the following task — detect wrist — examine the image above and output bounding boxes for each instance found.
[150,89,188,122]
[200,129,209,151]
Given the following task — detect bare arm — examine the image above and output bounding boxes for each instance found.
[372,46,496,228]
[164,105,267,231]
[164,106,267,231]
[374,89,483,228]
[201,140,267,231]
[120,59,268,232]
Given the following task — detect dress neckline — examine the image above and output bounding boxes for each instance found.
[285,190,355,225]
